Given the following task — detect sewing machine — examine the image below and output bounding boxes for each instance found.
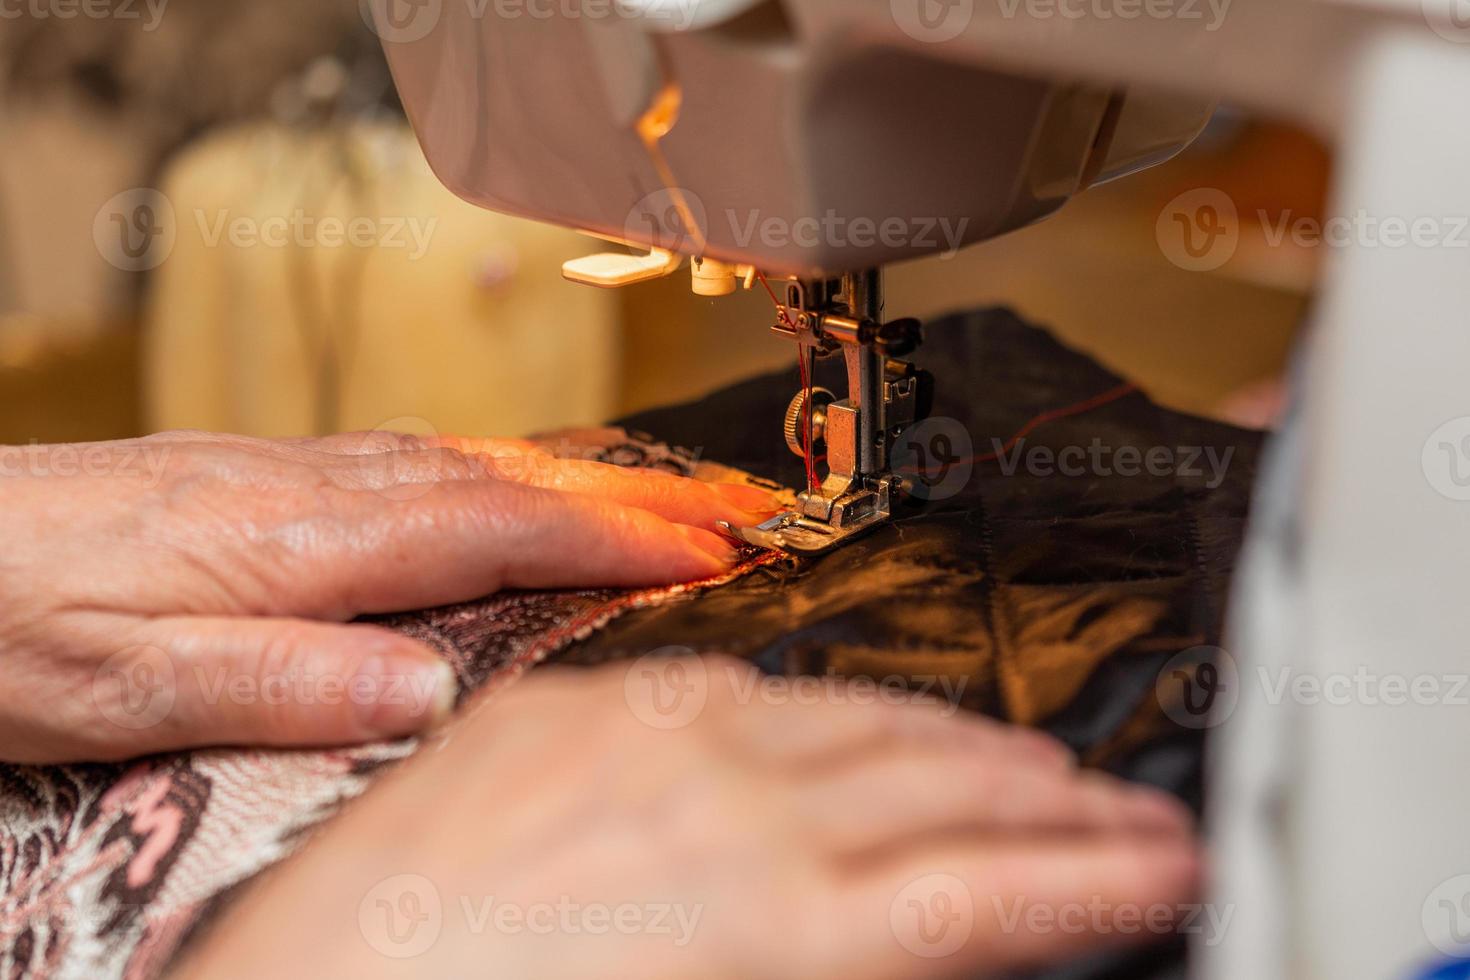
[373,0,1212,553]
[375,2,1470,977]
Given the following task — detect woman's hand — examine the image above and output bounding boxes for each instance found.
[0,431,778,763]
[177,659,1201,980]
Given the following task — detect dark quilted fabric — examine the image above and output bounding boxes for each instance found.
[557,307,1263,980]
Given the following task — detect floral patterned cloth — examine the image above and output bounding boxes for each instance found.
[0,434,775,980]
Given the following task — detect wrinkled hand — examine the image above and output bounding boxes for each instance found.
[0,431,776,762]
[178,659,1200,980]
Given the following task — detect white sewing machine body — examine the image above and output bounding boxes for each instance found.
[377,1,1470,976]
[378,0,1214,277]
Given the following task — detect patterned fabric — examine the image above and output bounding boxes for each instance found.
[0,436,777,980]
[0,310,1263,980]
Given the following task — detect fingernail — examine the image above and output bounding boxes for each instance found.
[710,483,784,516]
[677,524,738,567]
[356,657,459,737]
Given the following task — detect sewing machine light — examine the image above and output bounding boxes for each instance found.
[561,247,683,288]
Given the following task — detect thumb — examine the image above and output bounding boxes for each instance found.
[106,618,458,754]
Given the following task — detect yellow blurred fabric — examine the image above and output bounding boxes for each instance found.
[143,121,621,440]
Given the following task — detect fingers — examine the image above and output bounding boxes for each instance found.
[832,835,1201,979]
[698,670,1188,860]
[87,618,457,756]
[324,444,781,532]
[792,754,1191,857]
[277,479,736,619]
[288,432,537,457]
[463,450,781,531]
[706,669,1073,770]
[288,431,782,532]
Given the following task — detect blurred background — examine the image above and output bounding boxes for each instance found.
[0,0,1326,447]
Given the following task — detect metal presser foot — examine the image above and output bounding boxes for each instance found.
[718,270,933,558]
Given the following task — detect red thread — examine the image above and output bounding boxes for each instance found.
[757,271,818,491]
[973,383,1139,464]
[894,383,1140,479]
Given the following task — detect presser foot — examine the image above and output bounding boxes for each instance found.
[718,480,895,557]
